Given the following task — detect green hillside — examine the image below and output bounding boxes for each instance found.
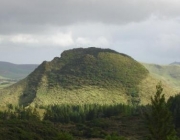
[0,48,177,107]
[47,48,148,92]
[142,63,180,90]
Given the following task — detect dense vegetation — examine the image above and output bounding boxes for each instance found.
[145,84,177,140]
[0,119,74,140]
[2,47,177,107]
[168,94,180,136]
[0,47,152,107]
[47,48,148,93]
[43,104,135,123]
[19,62,47,106]
[0,92,180,139]
[0,103,143,140]
[0,48,179,107]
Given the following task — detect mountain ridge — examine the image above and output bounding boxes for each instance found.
[170,62,180,65]
[0,47,178,107]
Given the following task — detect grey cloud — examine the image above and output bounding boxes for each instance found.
[1,0,180,64]
[0,46,62,64]
[1,16,180,64]
[1,0,180,34]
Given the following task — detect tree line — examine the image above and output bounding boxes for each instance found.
[0,84,180,139]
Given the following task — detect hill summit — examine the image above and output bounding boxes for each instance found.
[46,47,148,91]
[0,47,176,106]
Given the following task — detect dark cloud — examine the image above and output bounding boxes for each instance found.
[0,0,180,64]
[1,0,180,34]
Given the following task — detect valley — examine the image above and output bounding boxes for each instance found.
[0,61,38,89]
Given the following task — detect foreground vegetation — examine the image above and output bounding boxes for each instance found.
[0,48,180,139]
[0,85,180,140]
[0,103,145,140]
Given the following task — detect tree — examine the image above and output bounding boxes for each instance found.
[168,94,180,129]
[145,83,177,140]
[105,133,127,140]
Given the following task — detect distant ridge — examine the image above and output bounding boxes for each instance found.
[0,61,38,79]
[170,62,180,65]
[143,63,180,90]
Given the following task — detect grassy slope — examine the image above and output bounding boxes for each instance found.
[48,48,148,91]
[0,79,26,105]
[32,73,177,106]
[33,49,178,106]
[0,83,14,89]
[29,48,149,106]
[138,74,177,104]
[142,63,180,90]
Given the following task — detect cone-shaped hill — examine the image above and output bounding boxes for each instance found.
[0,47,177,106]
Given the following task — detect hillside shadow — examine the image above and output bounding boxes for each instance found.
[19,62,46,107]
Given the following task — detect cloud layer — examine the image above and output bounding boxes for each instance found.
[0,0,180,64]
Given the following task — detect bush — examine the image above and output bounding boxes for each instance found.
[105,133,127,140]
[56,132,74,140]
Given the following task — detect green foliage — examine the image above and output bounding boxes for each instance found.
[75,122,107,138]
[168,94,180,129]
[47,47,148,95]
[105,133,127,140]
[0,47,150,106]
[0,102,164,140]
[56,132,74,140]
[44,104,135,123]
[0,106,40,121]
[145,83,177,140]
[19,62,46,106]
[0,106,74,140]
[0,119,73,140]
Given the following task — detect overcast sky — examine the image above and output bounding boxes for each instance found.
[0,0,180,64]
